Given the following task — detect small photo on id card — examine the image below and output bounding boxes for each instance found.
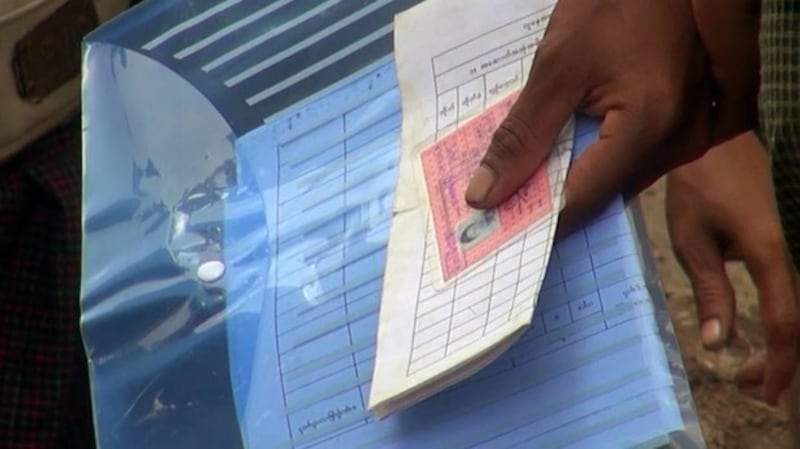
[456,209,500,252]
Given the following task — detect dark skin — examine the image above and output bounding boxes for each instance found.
[668,132,800,409]
[465,0,798,407]
[464,0,718,227]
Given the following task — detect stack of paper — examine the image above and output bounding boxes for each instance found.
[80,0,705,448]
[368,0,575,417]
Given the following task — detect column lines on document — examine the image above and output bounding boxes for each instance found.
[431,56,440,105]
[406,217,431,375]
[546,240,576,332]
[431,70,486,359]
[407,99,464,366]
[463,71,500,343]
[306,228,644,384]
[412,248,536,343]
[269,97,401,313]
[588,228,610,330]
[341,114,367,415]
[413,238,626,370]
[274,141,294,441]
[408,76,443,370]
[503,57,529,327]
[562,244,576,327]
[415,78,481,361]
[483,252,501,338]
[507,158,571,329]
[446,85,499,343]
[505,228,529,329]
[505,238,645,349]
[478,71,492,340]
[543,181,563,329]
[443,102,467,358]
[443,133,460,357]
[429,6,551,87]
[432,55,441,131]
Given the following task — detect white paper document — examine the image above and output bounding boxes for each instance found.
[368,0,574,418]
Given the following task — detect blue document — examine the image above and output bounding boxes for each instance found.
[80,1,704,448]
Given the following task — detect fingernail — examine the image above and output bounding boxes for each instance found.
[701,318,722,348]
[465,165,495,206]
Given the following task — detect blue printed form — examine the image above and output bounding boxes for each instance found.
[79,1,703,448]
[237,59,690,449]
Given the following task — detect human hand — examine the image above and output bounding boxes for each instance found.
[690,0,761,143]
[464,0,758,237]
[666,131,800,406]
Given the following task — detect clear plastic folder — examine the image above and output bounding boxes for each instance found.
[80,1,705,448]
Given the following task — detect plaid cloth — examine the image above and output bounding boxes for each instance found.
[0,116,95,449]
[760,0,800,270]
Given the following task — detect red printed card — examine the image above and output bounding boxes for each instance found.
[420,91,553,283]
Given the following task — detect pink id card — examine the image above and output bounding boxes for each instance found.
[419,91,553,283]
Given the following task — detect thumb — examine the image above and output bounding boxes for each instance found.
[673,231,737,351]
[465,52,581,209]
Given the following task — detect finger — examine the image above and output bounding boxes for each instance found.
[723,246,742,261]
[738,353,798,409]
[670,227,737,350]
[691,0,760,142]
[622,113,716,199]
[742,243,800,405]
[737,349,767,387]
[555,108,645,237]
[465,48,582,209]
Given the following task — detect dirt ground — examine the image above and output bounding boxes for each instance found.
[639,179,790,448]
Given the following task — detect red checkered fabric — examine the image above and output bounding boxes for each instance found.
[0,117,95,449]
